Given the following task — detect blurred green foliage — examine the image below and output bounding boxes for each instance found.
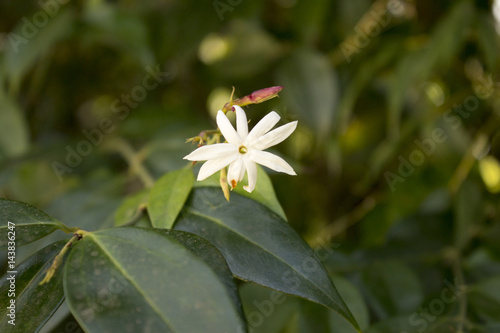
[1,0,500,332]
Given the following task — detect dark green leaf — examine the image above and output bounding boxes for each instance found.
[0,199,71,249]
[154,228,245,323]
[175,187,359,331]
[0,240,68,332]
[64,227,245,332]
[149,168,194,229]
[235,166,287,221]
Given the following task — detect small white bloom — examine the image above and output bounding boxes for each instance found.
[184,105,297,193]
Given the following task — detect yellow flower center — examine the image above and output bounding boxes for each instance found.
[239,145,248,154]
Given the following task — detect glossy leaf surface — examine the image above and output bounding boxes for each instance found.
[175,187,359,330]
[149,168,194,229]
[0,240,68,332]
[64,227,245,332]
[0,199,70,249]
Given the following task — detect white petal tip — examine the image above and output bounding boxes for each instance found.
[183,152,198,161]
[196,174,207,181]
[243,186,254,193]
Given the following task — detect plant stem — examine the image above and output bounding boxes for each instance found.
[39,229,88,285]
[448,111,499,194]
[103,137,155,188]
[309,193,379,247]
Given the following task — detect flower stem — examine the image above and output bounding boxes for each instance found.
[39,229,89,285]
[308,194,379,247]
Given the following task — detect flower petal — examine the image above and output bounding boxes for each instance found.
[243,159,257,193]
[238,159,246,180]
[252,121,298,150]
[245,111,280,145]
[184,143,236,161]
[233,105,248,140]
[197,153,237,181]
[217,110,241,145]
[227,157,245,188]
[249,150,296,175]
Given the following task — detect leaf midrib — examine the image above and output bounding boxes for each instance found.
[0,222,59,228]
[185,208,336,306]
[86,233,176,332]
[1,209,68,233]
[99,231,247,330]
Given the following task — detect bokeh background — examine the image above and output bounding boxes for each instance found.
[2,0,500,332]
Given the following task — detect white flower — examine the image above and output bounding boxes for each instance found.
[184,105,297,193]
